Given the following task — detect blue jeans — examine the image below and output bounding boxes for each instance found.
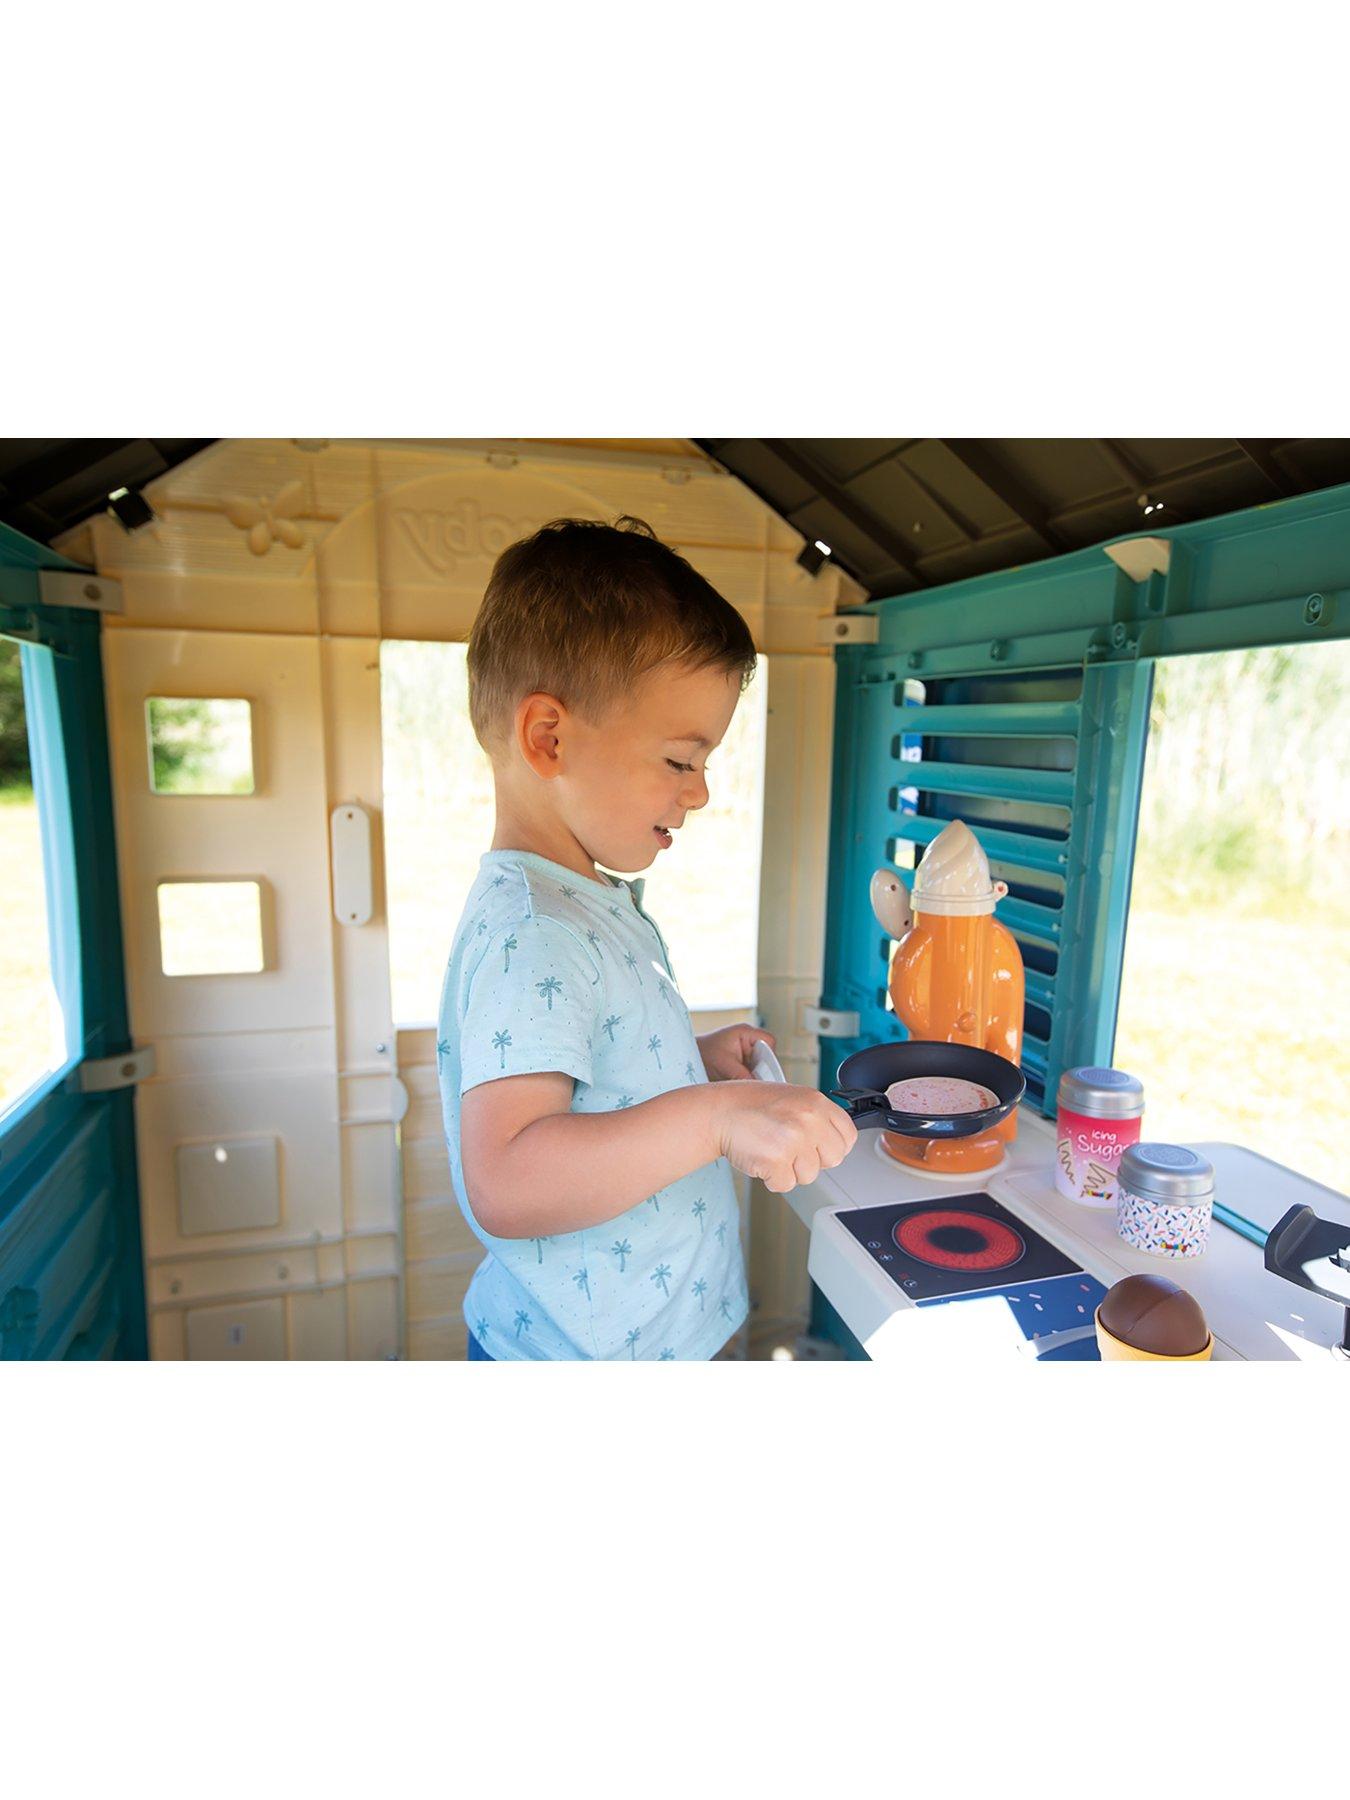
[467,1329,493,1361]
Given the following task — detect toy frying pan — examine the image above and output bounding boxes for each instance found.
[832,1041,1026,1140]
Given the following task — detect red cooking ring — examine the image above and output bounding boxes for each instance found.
[894,1208,1025,1272]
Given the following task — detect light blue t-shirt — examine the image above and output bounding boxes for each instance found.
[437,849,749,1361]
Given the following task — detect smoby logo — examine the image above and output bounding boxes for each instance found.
[394,500,541,575]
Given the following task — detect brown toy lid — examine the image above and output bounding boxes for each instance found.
[1097,1272,1210,1357]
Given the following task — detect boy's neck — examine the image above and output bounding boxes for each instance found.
[490,801,601,885]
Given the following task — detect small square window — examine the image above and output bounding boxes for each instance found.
[146,697,254,795]
[157,880,266,976]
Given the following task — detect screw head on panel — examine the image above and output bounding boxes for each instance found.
[989,639,1008,662]
[1304,593,1326,624]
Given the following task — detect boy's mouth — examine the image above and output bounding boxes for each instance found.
[653,825,675,849]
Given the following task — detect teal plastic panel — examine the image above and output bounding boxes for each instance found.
[818,479,1350,1124]
[0,527,147,1360]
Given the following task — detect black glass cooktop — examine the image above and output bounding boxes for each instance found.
[838,1191,1082,1300]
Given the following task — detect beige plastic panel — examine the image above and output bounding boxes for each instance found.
[185,1297,286,1360]
[136,1065,342,1259]
[749,655,837,1340]
[61,439,860,1357]
[346,1276,400,1360]
[103,629,335,1038]
[289,1287,349,1360]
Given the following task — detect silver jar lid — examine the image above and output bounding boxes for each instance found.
[1057,1065,1145,1120]
[1118,1142,1215,1203]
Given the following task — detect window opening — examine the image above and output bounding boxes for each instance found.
[1115,642,1350,1190]
[0,639,72,1116]
[146,696,254,795]
[157,880,266,976]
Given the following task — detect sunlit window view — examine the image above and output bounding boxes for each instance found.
[146,696,254,795]
[0,639,72,1117]
[157,880,266,976]
[380,643,768,1024]
[1116,642,1350,1192]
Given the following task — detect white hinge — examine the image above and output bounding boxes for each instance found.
[78,1045,156,1092]
[37,571,125,614]
[817,612,879,646]
[800,1004,860,1039]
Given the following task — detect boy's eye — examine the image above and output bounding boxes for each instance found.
[667,759,696,774]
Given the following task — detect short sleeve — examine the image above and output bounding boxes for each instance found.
[453,916,602,1097]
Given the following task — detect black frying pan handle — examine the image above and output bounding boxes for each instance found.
[830,1086,892,1126]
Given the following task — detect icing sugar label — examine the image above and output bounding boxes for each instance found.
[1054,1106,1142,1208]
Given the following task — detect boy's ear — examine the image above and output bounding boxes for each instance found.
[515,692,566,779]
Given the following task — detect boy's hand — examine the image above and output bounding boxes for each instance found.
[711,1082,858,1194]
[696,1024,776,1082]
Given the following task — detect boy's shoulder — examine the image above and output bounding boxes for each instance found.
[458,857,616,940]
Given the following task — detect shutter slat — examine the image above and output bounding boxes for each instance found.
[889,812,1069,876]
[892,699,1081,738]
[894,760,1075,806]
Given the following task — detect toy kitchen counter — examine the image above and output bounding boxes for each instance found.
[788,1108,1350,1363]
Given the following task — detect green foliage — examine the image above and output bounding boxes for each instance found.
[0,638,31,784]
[1137,641,1350,913]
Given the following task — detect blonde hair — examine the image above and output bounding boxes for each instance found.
[467,516,757,752]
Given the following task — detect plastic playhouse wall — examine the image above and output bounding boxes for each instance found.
[53,440,863,1358]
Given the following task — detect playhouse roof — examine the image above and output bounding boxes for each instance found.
[3,437,1349,598]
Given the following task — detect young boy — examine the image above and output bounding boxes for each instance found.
[437,516,856,1360]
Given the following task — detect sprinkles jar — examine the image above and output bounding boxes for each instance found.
[1115,1144,1216,1260]
[1055,1066,1145,1207]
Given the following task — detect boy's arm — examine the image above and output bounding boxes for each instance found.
[461,1070,855,1236]
[461,1074,724,1237]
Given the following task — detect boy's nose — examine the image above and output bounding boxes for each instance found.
[682,772,710,810]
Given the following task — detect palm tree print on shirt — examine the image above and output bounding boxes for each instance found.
[609,905,624,920]
[558,884,579,901]
[625,1328,642,1359]
[692,1278,708,1310]
[646,1193,660,1215]
[502,934,518,973]
[573,1268,590,1299]
[493,1029,512,1068]
[537,975,563,1010]
[585,928,604,958]
[692,1199,707,1232]
[491,874,508,889]
[647,1034,662,1069]
[718,1296,733,1320]
[602,1014,621,1042]
[624,951,642,985]
[715,1221,727,1245]
[659,1347,675,1360]
[515,1310,532,1339]
[684,1061,696,1083]
[612,1238,632,1272]
[615,1094,634,1109]
[476,1316,490,1341]
[531,1237,546,1264]
[436,1038,452,1062]
[651,1263,672,1297]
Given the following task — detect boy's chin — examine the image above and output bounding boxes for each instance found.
[603,839,659,875]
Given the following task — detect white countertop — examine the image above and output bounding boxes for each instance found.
[789,1108,1350,1363]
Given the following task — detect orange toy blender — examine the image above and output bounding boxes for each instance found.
[870,820,1025,1175]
